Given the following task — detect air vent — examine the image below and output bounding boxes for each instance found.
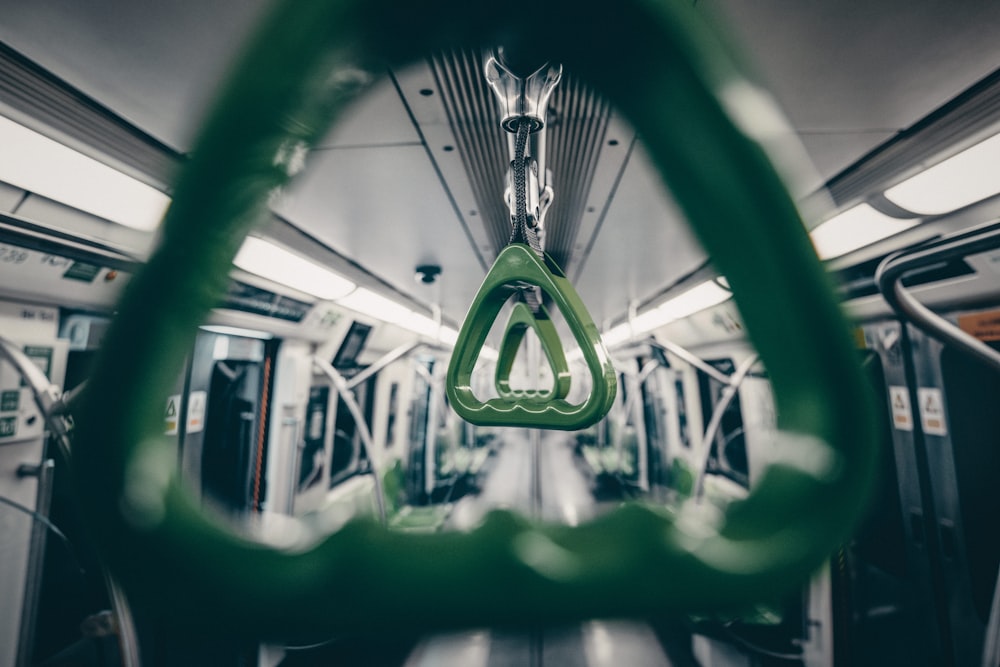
[429,49,611,272]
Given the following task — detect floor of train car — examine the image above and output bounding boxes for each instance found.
[281,432,699,667]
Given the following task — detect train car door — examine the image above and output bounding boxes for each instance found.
[181,329,277,518]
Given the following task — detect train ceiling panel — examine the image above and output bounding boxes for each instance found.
[706,1,1000,188]
[560,114,637,288]
[572,144,708,326]
[271,141,484,321]
[315,74,421,149]
[0,0,272,153]
[425,49,618,273]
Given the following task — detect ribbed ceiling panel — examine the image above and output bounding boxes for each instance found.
[429,50,510,252]
[544,75,611,269]
[0,42,182,190]
[429,49,611,272]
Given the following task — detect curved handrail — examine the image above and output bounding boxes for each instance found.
[73,0,878,637]
[875,222,1000,374]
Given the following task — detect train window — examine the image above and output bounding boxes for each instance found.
[329,398,362,487]
[675,376,691,450]
[939,342,1000,621]
[328,377,375,488]
[697,358,749,488]
[407,359,434,501]
[385,381,399,448]
[640,365,668,488]
[298,385,329,492]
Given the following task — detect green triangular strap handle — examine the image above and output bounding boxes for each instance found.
[494,301,572,402]
[446,243,616,430]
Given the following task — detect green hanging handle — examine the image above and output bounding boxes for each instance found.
[448,244,615,429]
[72,0,878,638]
[494,301,573,401]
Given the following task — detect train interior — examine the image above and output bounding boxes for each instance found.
[2,1,1000,665]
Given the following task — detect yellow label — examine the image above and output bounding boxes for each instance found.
[959,309,1000,342]
[852,327,867,349]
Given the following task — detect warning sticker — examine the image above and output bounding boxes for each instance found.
[918,387,948,437]
[165,394,180,435]
[186,391,207,434]
[1,390,19,412]
[888,386,913,431]
[852,327,867,349]
[958,310,1000,342]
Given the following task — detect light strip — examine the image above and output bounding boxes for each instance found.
[0,115,170,231]
[603,280,733,343]
[335,287,460,346]
[337,288,413,323]
[809,204,919,260]
[200,325,274,340]
[649,280,732,327]
[884,132,1000,215]
[233,237,356,300]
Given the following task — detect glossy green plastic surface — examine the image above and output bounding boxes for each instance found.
[72,0,878,638]
[494,301,572,402]
[448,244,614,429]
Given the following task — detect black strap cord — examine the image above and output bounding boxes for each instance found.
[508,117,542,253]
[508,116,545,312]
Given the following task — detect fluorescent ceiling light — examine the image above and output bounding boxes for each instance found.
[601,323,633,348]
[233,237,356,300]
[810,204,919,260]
[397,311,439,338]
[200,325,274,340]
[656,281,731,322]
[884,132,1000,215]
[333,285,459,345]
[0,115,170,231]
[628,280,733,336]
[337,287,413,323]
